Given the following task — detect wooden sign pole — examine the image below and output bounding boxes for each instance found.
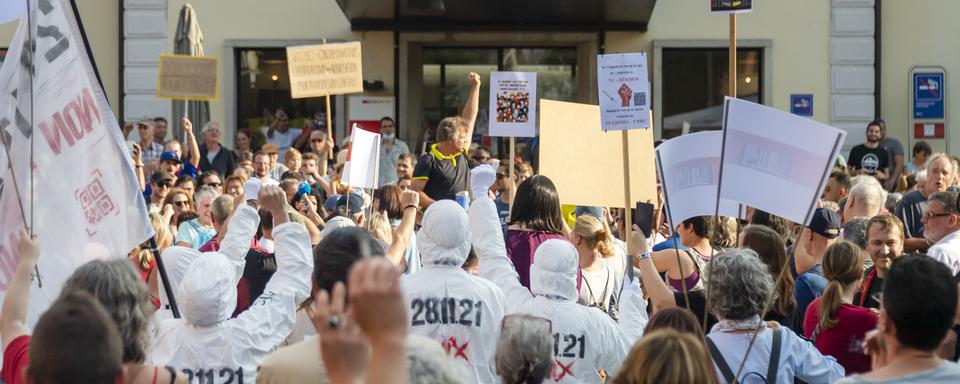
[621,130,632,251]
[729,14,737,98]
[508,137,516,211]
[322,38,335,161]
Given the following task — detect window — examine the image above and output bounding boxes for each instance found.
[234,47,334,147]
[421,47,577,157]
[660,47,763,139]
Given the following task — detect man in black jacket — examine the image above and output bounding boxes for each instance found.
[199,121,236,177]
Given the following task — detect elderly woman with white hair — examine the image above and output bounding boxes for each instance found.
[704,249,844,384]
[495,315,555,384]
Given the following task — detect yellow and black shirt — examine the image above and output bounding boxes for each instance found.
[413,144,469,201]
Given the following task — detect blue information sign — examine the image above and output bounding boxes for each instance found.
[790,94,813,116]
[914,72,945,119]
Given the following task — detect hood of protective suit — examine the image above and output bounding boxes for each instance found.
[178,252,237,326]
[320,215,356,239]
[529,239,579,301]
[418,200,470,266]
[158,246,202,307]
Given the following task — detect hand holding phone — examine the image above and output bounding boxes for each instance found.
[634,202,655,238]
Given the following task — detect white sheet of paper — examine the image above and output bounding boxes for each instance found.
[488,71,537,137]
[718,97,846,225]
[342,125,382,189]
[656,131,743,228]
[597,52,650,131]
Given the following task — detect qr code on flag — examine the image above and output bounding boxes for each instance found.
[76,170,118,231]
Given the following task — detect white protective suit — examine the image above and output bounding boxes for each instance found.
[400,200,507,384]
[469,195,648,383]
[153,246,202,323]
[149,204,313,384]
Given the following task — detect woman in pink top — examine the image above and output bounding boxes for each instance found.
[804,241,878,375]
[506,175,569,289]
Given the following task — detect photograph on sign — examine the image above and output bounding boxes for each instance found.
[286,41,363,99]
[655,131,743,228]
[719,97,846,225]
[157,55,219,100]
[597,52,649,131]
[539,99,656,208]
[711,0,753,14]
[488,71,537,137]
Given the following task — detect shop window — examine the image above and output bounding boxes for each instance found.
[660,47,763,139]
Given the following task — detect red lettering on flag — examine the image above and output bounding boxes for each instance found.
[39,88,103,155]
[0,232,21,291]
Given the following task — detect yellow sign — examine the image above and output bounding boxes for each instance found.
[539,99,656,208]
[286,41,363,99]
[156,54,219,101]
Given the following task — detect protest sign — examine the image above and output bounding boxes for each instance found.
[488,71,537,137]
[656,131,744,228]
[718,97,846,225]
[341,124,381,189]
[711,0,753,14]
[0,0,153,327]
[539,99,656,208]
[286,41,363,99]
[157,54,219,100]
[597,52,649,131]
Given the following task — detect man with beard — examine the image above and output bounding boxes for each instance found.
[854,214,905,309]
[848,121,890,182]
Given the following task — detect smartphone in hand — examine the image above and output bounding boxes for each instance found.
[635,202,655,238]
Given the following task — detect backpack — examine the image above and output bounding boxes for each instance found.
[706,328,783,384]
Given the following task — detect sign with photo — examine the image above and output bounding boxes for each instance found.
[488,71,537,137]
[597,52,649,131]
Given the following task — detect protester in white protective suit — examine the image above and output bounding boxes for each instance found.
[468,162,648,383]
[149,186,313,383]
[153,246,201,323]
[400,199,507,384]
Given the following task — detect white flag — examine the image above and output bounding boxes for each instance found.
[656,131,743,228]
[718,97,846,225]
[0,0,153,327]
[341,124,381,189]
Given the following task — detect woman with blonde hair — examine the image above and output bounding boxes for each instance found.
[367,211,394,245]
[613,329,717,384]
[572,214,626,319]
[803,240,877,374]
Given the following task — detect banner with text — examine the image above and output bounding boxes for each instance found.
[711,0,753,14]
[0,0,153,327]
[718,97,845,225]
[286,41,363,99]
[597,52,649,131]
[157,54,219,100]
[488,71,537,137]
[656,131,743,228]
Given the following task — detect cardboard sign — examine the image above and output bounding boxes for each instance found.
[488,71,537,137]
[157,54,219,100]
[711,0,753,14]
[656,131,744,228]
[286,41,363,99]
[539,99,656,208]
[718,97,846,225]
[597,53,650,131]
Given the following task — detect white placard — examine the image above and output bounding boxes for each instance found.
[0,0,153,328]
[597,52,649,131]
[656,131,743,228]
[719,97,846,225]
[341,124,382,189]
[488,71,537,137]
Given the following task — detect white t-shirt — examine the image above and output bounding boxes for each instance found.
[263,126,303,154]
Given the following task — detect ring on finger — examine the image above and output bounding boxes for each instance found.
[328,315,341,329]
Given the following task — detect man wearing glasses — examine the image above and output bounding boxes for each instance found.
[147,171,175,214]
[378,117,409,187]
[922,190,960,275]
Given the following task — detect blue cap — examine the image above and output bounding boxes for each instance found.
[337,192,364,215]
[324,195,340,212]
[160,150,180,163]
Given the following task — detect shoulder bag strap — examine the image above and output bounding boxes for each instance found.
[767,328,783,384]
[706,335,737,383]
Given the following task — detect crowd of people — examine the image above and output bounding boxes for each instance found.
[3,72,960,384]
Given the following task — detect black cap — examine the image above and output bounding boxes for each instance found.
[150,171,175,184]
[807,207,841,239]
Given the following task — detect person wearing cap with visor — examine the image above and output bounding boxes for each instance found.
[795,207,842,319]
[149,185,312,383]
[137,117,165,169]
[148,170,176,215]
[467,161,648,382]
